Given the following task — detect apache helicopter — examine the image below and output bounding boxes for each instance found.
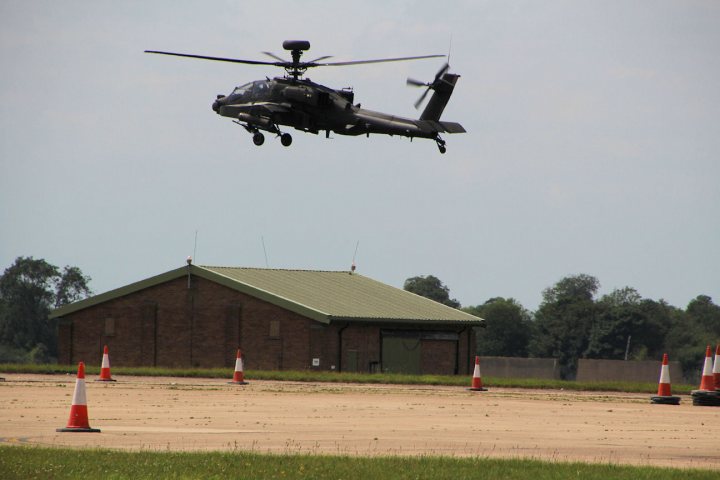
[145,40,465,153]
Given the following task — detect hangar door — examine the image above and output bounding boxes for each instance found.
[382,332,422,374]
[381,330,460,375]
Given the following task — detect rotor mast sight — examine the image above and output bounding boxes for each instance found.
[282,40,311,80]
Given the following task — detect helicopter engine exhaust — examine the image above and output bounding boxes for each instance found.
[236,112,273,130]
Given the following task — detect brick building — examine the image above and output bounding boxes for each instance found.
[50,264,484,375]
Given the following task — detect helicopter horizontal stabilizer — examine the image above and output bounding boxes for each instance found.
[418,120,466,134]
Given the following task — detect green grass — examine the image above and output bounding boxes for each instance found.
[0,446,716,480]
[0,363,695,394]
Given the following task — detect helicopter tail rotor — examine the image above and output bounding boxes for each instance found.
[407,62,450,110]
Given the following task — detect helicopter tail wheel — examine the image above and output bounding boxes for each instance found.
[252,132,265,146]
[435,136,447,154]
[280,133,293,147]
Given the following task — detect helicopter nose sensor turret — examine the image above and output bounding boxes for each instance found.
[212,95,226,112]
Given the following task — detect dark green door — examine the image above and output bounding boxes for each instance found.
[381,334,421,374]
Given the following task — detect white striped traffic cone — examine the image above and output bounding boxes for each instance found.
[228,349,249,385]
[468,356,487,391]
[698,345,716,392]
[96,345,116,382]
[713,344,719,390]
[57,362,101,432]
[650,353,680,405]
[691,345,720,406]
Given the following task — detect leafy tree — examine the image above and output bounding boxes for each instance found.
[0,257,58,352]
[55,265,92,308]
[685,295,720,339]
[403,275,460,308]
[584,288,671,361]
[528,274,599,379]
[665,295,720,380]
[464,297,532,357]
[0,256,91,363]
[635,298,678,358]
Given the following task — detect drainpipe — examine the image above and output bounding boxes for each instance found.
[337,323,349,372]
[186,258,194,366]
[455,326,467,375]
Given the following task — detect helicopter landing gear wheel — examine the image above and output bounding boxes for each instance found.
[280,133,293,147]
[252,132,265,146]
[435,136,447,154]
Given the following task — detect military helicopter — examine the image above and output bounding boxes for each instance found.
[145,41,465,154]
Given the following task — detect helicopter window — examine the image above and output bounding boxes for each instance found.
[253,80,269,93]
[232,82,253,96]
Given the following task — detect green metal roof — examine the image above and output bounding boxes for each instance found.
[50,265,484,326]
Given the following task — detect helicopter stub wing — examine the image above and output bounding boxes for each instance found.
[218,102,291,119]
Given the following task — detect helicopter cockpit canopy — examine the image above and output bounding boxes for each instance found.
[232,82,253,96]
[232,80,271,98]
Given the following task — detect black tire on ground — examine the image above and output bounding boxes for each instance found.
[650,395,681,405]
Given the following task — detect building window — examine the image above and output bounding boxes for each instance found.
[269,320,280,338]
[104,317,115,336]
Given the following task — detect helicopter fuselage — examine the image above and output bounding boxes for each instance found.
[212,77,464,143]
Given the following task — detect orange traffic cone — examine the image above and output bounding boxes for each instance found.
[698,345,716,392]
[468,356,487,391]
[228,349,249,385]
[57,362,101,432]
[650,353,680,405]
[691,345,720,406]
[96,345,116,382]
[713,344,720,390]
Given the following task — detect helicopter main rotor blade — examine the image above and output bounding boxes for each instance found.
[144,50,279,66]
[306,55,333,63]
[316,54,444,67]
[261,51,287,62]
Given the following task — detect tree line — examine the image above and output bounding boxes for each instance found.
[404,274,720,379]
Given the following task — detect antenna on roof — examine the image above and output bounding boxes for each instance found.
[193,230,198,263]
[261,236,270,268]
[350,240,359,274]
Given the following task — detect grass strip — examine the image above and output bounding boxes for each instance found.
[1,446,716,480]
[0,363,694,394]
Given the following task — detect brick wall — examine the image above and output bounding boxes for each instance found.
[338,324,381,372]
[57,275,318,369]
[421,340,456,374]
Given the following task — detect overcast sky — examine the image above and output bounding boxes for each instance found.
[1,1,718,311]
